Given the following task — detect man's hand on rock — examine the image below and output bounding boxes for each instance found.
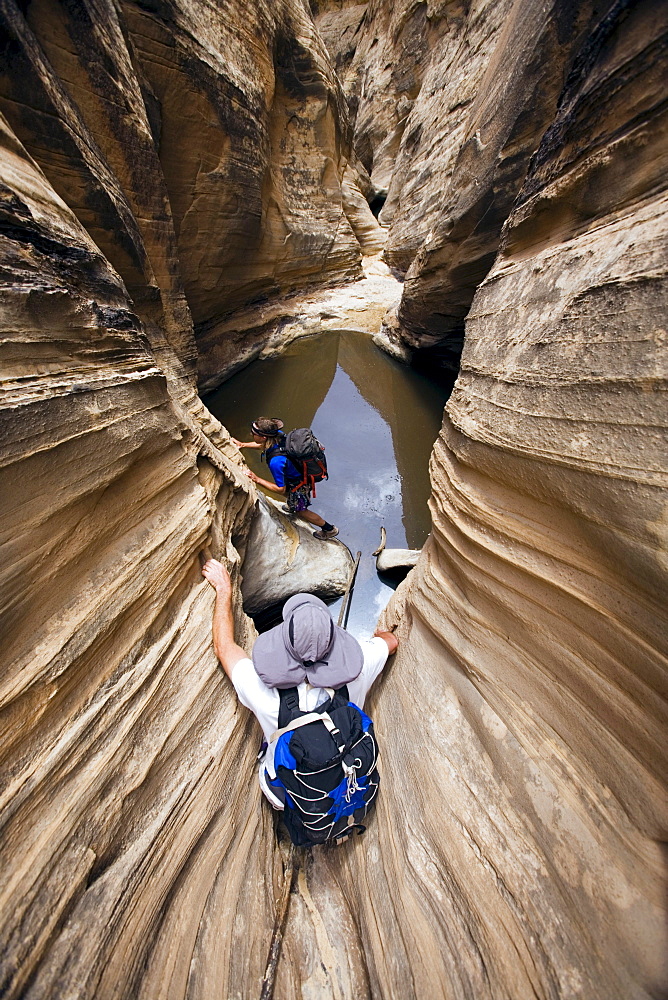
[246,469,260,483]
[231,438,263,450]
[374,630,399,655]
[202,558,247,678]
[202,558,232,597]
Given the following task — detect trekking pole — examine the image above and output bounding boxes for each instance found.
[259,843,299,1000]
[337,550,361,629]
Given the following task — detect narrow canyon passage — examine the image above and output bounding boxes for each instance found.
[206,330,450,636]
[0,0,666,998]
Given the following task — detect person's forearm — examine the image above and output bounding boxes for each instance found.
[253,476,286,495]
[234,439,263,449]
[374,630,399,655]
[212,588,247,678]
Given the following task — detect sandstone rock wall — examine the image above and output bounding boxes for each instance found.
[1,0,667,998]
[0,109,281,999]
[320,0,663,370]
[317,0,667,995]
[0,0,197,388]
[0,3,376,994]
[391,0,603,345]
[376,0,668,995]
[0,0,382,386]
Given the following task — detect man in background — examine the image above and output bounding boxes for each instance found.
[232,417,338,540]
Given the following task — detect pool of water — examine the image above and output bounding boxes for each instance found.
[205,330,451,639]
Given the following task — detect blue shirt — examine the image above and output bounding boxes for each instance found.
[266,438,299,488]
[268,453,292,488]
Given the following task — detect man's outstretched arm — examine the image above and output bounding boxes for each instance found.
[230,437,263,449]
[201,558,248,679]
[244,469,287,495]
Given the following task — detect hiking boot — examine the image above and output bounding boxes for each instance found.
[280,504,294,515]
[313,525,339,540]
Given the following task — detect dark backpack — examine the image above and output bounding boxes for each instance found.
[284,428,328,491]
[267,686,380,847]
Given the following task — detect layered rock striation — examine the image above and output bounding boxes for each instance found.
[1,0,667,998]
[0,0,384,386]
[319,0,667,372]
[0,108,276,999]
[0,4,370,995]
[376,0,668,996]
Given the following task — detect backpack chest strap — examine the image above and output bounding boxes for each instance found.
[270,710,345,752]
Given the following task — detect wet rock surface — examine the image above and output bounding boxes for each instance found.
[241,497,354,614]
[1,1,667,999]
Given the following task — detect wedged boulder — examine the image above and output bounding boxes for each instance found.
[372,527,420,573]
[342,162,387,257]
[376,549,420,574]
[241,497,353,614]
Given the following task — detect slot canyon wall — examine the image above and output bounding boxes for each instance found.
[0,2,666,1000]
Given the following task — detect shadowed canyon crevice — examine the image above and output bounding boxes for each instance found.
[0,1,666,998]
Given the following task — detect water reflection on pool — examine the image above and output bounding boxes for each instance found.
[205,331,451,639]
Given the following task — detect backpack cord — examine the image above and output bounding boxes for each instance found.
[342,761,360,802]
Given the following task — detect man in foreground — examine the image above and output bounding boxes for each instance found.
[231,416,338,539]
[201,557,398,839]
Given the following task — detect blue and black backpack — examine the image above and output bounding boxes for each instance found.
[268,686,380,846]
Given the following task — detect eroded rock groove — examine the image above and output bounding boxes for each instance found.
[0,1,666,998]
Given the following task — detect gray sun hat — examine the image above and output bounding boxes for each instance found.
[252,593,364,689]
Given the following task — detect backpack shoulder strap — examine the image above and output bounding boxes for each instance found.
[330,684,350,710]
[270,710,344,750]
[267,444,301,481]
[278,686,300,728]
[264,441,284,462]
